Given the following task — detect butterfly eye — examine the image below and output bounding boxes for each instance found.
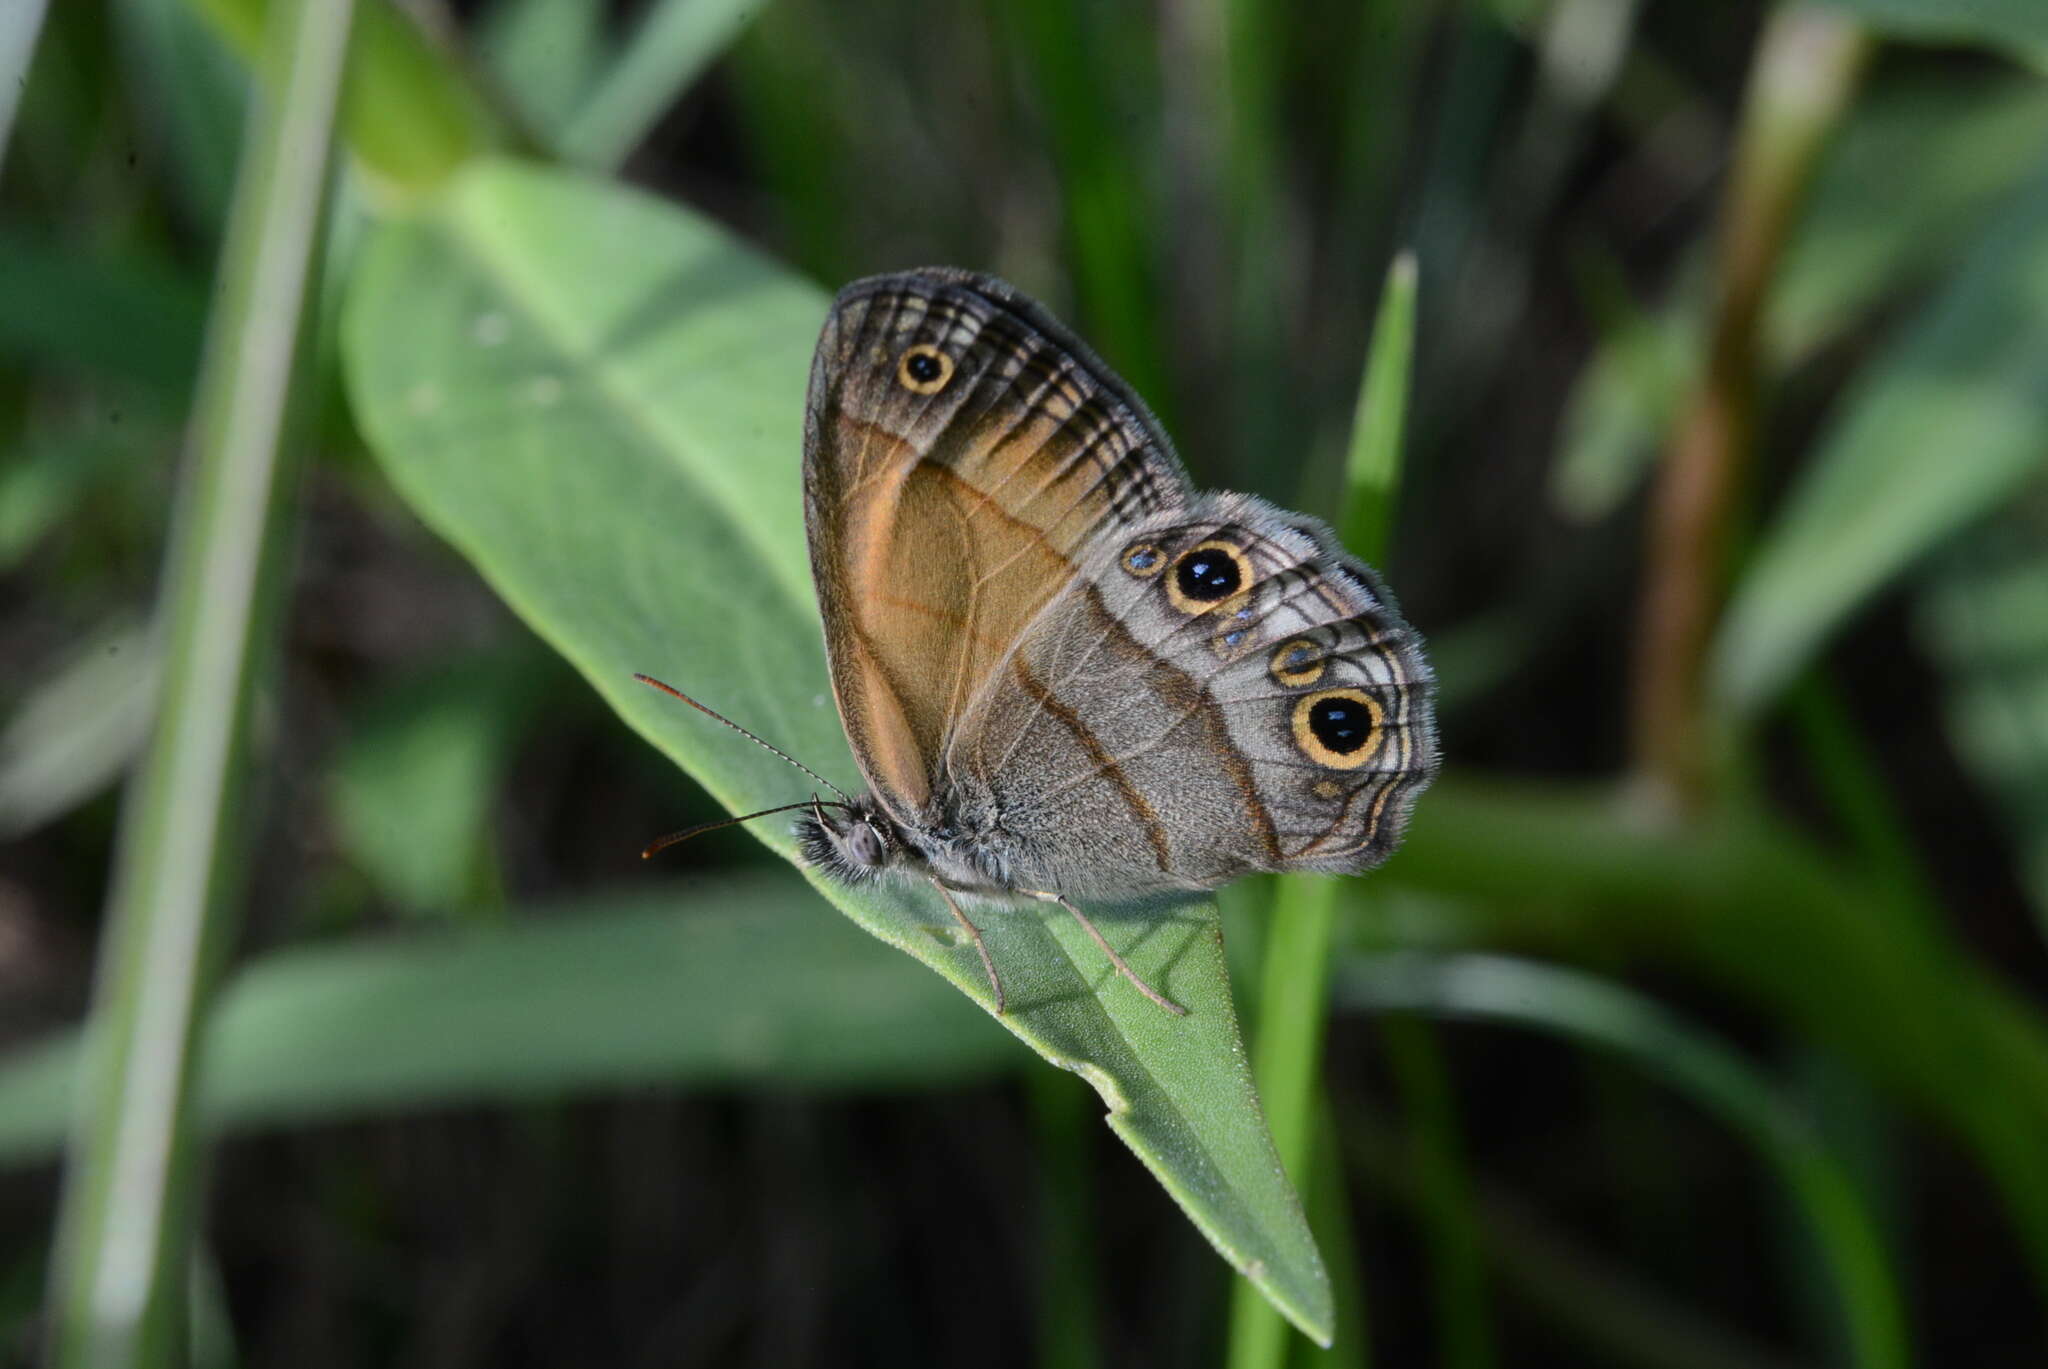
[1270,638,1325,687]
[1120,543,1165,577]
[896,344,954,394]
[1166,540,1250,614]
[1292,687,1383,769]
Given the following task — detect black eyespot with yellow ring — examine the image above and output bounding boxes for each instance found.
[1270,638,1325,688]
[1291,687,1383,769]
[896,343,954,394]
[1121,542,1165,577]
[1166,540,1252,614]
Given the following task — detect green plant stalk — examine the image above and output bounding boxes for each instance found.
[192,0,503,197]
[559,0,760,170]
[1630,4,1869,812]
[1383,1016,1497,1369]
[1227,254,1420,1365]
[42,0,351,1364]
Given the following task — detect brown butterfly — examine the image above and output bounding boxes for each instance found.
[648,269,1437,1015]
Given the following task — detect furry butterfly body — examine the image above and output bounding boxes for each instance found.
[782,269,1439,1013]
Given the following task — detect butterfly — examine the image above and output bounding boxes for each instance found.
[644,269,1437,1016]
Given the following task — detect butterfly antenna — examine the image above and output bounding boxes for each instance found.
[632,673,853,804]
[641,801,838,860]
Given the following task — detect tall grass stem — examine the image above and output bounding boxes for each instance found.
[44,0,350,1362]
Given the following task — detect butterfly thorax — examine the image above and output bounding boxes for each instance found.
[795,790,1023,899]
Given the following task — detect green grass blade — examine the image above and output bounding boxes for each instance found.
[1339,955,1910,1369]
[340,158,1331,1343]
[43,0,353,1363]
[558,0,760,169]
[1229,250,1423,1364]
[0,877,1017,1164]
[1226,874,1341,1363]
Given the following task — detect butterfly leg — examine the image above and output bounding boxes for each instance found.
[930,879,1006,1014]
[1025,891,1188,1017]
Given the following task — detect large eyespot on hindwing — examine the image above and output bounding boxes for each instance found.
[1165,539,1251,615]
[896,343,955,394]
[1292,687,1383,769]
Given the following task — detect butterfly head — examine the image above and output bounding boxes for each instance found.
[796,795,903,884]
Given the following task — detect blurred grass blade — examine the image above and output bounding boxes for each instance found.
[342,158,1330,1343]
[1229,250,1423,1366]
[113,0,250,233]
[0,620,158,840]
[0,0,50,183]
[1916,505,2048,939]
[327,647,548,917]
[193,0,504,197]
[1714,170,2048,716]
[478,0,605,146]
[0,878,1017,1165]
[1339,954,1910,1369]
[1004,1,1171,418]
[1391,774,2048,1292]
[1383,1015,1496,1369]
[1816,0,2048,60]
[44,0,352,1363]
[1769,74,2048,364]
[558,0,760,169]
[1342,250,1418,557]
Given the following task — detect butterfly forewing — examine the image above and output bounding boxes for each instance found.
[802,269,1194,822]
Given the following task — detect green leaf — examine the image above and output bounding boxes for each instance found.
[340,158,1333,1344]
[0,878,1018,1165]
[1713,170,2048,715]
[1815,0,2048,60]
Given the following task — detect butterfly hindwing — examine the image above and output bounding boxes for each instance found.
[952,495,1438,894]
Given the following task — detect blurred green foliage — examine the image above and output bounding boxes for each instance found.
[4,0,2048,1365]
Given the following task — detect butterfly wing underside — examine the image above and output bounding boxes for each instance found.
[802,269,1193,821]
[951,497,1439,895]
